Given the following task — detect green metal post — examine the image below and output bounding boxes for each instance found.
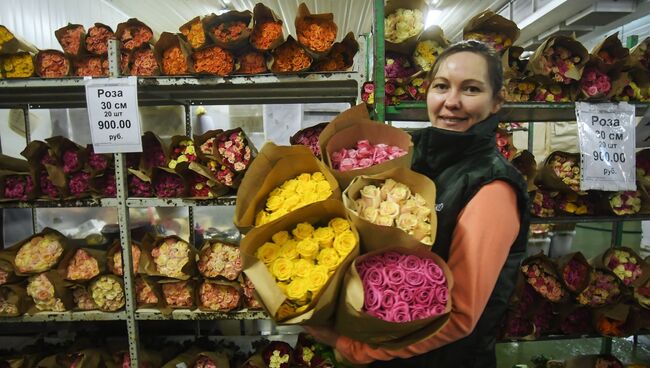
[373,0,385,122]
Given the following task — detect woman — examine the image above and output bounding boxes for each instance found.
[307,40,530,367]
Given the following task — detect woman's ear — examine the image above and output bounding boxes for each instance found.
[491,87,506,114]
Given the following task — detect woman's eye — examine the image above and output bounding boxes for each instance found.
[465,86,481,93]
[432,83,447,90]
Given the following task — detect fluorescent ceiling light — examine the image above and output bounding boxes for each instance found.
[425,9,442,28]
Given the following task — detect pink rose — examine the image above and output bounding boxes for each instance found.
[415,287,434,306]
[389,302,411,323]
[401,255,422,271]
[365,268,384,286]
[397,286,414,303]
[434,286,448,305]
[424,260,445,284]
[372,149,389,163]
[405,271,425,287]
[339,158,357,172]
[383,252,401,265]
[431,304,446,316]
[347,149,358,159]
[363,82,375,94]
[411,307,430,321]
[358,158,374,168]
[381,289,397,309]
[587,86,599,96]
[384,267,405,286]
[364,286,382,311]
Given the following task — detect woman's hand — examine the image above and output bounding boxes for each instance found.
[303,326,340,347]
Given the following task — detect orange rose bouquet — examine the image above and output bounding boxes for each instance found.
[26,271,69,312]
[250,3,284,51]
[161,279,195,308]
[129,46,159,76]
[107,242,142,276]
[236,50,267,75]
[206,10,252,49]
[73,56,108,77]
[85,23,114,55]
[198,281,241,311]
[192,45,234,76]
[155,32,193,76]
[270,36,312,73]
[35,50,70,78]
[116,18,153,51]
[55,24,85,56]
[180,16,209,50]
[60,248,103,281]
[312,32,359,72]
[295,3,337,55]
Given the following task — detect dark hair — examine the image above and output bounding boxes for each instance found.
[426,40,503,97]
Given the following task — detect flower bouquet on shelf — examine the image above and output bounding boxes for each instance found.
[503,46,529,80]
[22,142,64,200]
[144,235,195,279]
[607,190,642,216]
[406,77,429,101]
[505,79,537,102]
[576,269,622,307]
[385,52,417,79]
[68,171,91,198]
[26,271,70,312]
[343,171,435,248]
[0,260,14,286]
[115,18,153,51]
[179,16,208,50]
[35,50,70,78]
[463,10,520,53]
[413,26,447,72]
[557,252,591,293]
[206,160,239,189]
[250,3,284,51]
[270,36,313,73]
[555,192,594,216]
[360,81,377,105]
[630,36,650,70]
[91,172,116,198]
[578,64,614,100]
[59,248,103,281]
[10,228,67,275]
[312,32,359,72]
[527,36,588,84]
[289,122,329,159]
[559,306,593,335]
[2,52,34,78]
[530,190,558,218]
[129,46,159,76]
[536,151,584,194]
[384,2,425,50]
[107,241,141,276]
[520,254,567,302]
[240,274,262,309]
[89,275,125,312]
[140,132,168,173]
[168,137,198,170]
[335,245,453,346]
[0,25,38,55]
[637,149,650,189]
[197,240,242,280]
[0,172,34,201]
[241,200,359,324]
[531,301,555,337]
[214,128,255,173]
[85,23,114,55]
[198,281,240,312]
[591,32,630,71]
[135,276,160,308]
[0,285,28,317]
[236,50,268,75]
[496,129,516,160]
[295,3,337,55]
[262,341,293,368]
[597,247,648,286]
[206,10,252,49]
[127,170,153,197]
[179,162,229,199]
[192,45,234,76]
[615,80,647,102]
[594,305,639,338]
[511,150,537,192]
[71,285,98,311]
[161,279,195,309]
[293,333,336,368]
[151,168,187,198]
[54,24,85,56]
[533,83,574,102]
[634,278,650,309]
[86,144,112,174]
[72,56,108,77]
[155,32,193,76]
[500,310,535,340]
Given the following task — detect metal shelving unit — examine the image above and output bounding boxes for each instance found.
[135,309,268,321]
[0,311,126,323]
[126,196,237,208]
[0,198,118,208]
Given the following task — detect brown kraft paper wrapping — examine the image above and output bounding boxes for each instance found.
[295,3,337,58]
[312,32,359,72]
[463,10,520,51]
[193,129,224,162]
[158,277,196,311]
[342,167,437,252]
[521,253,570,303]
[590,32,630,72]
[577,57,628,101]
[591,246,650,288]
[0,170,35,202]
[593,303,640,337]
[5,228,69,276]
[0,258,21,285]
[141,234,197,280]
[196,279,242,312]
[45,136,88,174]
[134,275,164,310]
[630,36,650,70]
[25,270,74,314]
[35,50,71,78]
[175,161,230,199]
[154,32,195,76]
[179,16,210,50]
[510,150,537,192]
[0,154,30,172]
[335,245,453,348]
[318,103,370,159]
[502,46,527,80]
[0,284,31,316]
[56,247,106,282]
[269,36,313,73]
[250,3,285,51]
[527,35,589,81]
[140,131,170,174]
[384,0,427,55]
[162,346,230,368]
[563,354,624,368]
[535,151,582,194]
[324,120,414,189]
[204,10,252,50]
[241,200,360,326]
[234,142,340,233]
[115,18,155,50]
[54,23,86,57]
[555,251,592,294]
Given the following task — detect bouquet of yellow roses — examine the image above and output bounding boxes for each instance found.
[242,200,359,324]
[179,16,209,50]
[234,142,340,234]
[142,235,196,279]
[412,26,448,72]
[9,228,67,275]
[89,275,125,312]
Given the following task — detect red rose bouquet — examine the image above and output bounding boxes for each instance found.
[128,174,153,197]
[153,169,185,198]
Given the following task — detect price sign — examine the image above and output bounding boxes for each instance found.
[576,102,636,191]
[85,76,142,153]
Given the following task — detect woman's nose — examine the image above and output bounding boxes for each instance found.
[444,89,461,109]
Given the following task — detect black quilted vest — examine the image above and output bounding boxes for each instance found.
[371,114,530,368]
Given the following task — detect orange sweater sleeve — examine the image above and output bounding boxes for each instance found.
[335,180,521,365]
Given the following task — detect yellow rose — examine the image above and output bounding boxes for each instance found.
[271,231,290,245]
[279,240,299,260]
[400,198,417,214]
[271,258,294,281]
[328,217,350,234]
[302,191,319,205]
[413,192,428,207]
[411,221,432,241]
[267,209,289,223]
[266,195,284,212]
[298,173,312,182]
[306,267,329,293]
[362,207,379,223]
[256,242,279,264]
[276,302,295,320]
[360,185,381,209]
[293,258,314,278]
[415,205,431,222]
[315,180,332,193]
[268,187,284,199]
[380,178,397,200]
[297,238,319,260]
[333,230,357,257]
[375,215,394,227]
[396,213,418,232]
[255,211,269,226]
[292,222,315,240]
[388,183,411,203]
[316,247,340,271]
[281,179,299,193]
[379,200,400,219]
[316,190,332,201]
[312,226,335,248]
[286,278,309,303]
[311,172,326,182]
[296,180,317,194]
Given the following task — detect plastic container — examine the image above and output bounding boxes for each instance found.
[526,236,551,257]
[549,230,576,258]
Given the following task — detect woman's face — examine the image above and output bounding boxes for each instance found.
[426,51,503,132]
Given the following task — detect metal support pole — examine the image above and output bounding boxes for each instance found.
[22,106,38,234]
[183,104,195,247]
[373,0,385,122]
[527,122,535,153]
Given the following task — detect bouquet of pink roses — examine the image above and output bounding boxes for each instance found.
[557,252,591,293]
[290,122,329,159]
[528,36,587,84]
[521,254,567,302]
[1,173,34,201]
[331,139,408,172]
[214,128,254,173]
[579,66,612,99]
[152,168,186,198]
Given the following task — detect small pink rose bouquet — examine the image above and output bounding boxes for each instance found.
[3,175,34,201]
[576,269,621,307]
[69,171,91,198]
[162,280,194,308]
[199,282,240,311]
[521,258,567,302]
[197,241,242,280]
[216,129,253,173]
[542,46,584,84]
[153,170,185,198]
[128,174,152,197]
[290,123,328,159]
[579,67,611,98]
[331,140,408,172]
[357,251,449,322]
[561,254,591,293]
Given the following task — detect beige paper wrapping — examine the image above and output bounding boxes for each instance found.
[590,32,630,72]
[295,2,337,58]
[234,142,340,234]
[241,200,359,326]
[54,23,86,57]
[318,103,370,159]
[141,234,197,280]
[56,247,106,282]
[25,270,73,314]
[335,245,453,348]
[384,0,427,55]
[342,167,437,252]
[204,10,253,50]
[463,10,520,51]
[269,35,313,73]
[0,25,38,55]
[0,284,31,316]
[250,3,284,51]
[3,228,69,276]
[527,35,589,82]
[535,151,582,194]
[154,32,195,76]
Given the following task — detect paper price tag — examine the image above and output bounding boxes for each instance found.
[85,76,142,153]
[576,102,636,191]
